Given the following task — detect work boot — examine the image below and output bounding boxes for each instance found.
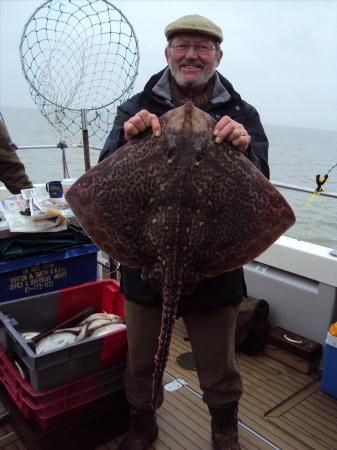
[209,403,241,450]
[118,408,158,450]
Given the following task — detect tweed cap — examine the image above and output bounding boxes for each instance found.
[165,14,223,43]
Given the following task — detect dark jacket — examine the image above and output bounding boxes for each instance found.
[0,116,33,195]
[100,68,269,317]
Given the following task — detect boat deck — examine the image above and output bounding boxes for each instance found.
[0,317,336,450]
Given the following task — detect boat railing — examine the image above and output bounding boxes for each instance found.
[14,144,337,200]
[272,181,337,199]
[16,144,103,151]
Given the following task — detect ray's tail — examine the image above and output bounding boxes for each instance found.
[151,280,182,410]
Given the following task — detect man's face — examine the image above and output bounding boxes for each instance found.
[165,33,222,89]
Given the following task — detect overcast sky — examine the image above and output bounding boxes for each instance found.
[0,0,337,130]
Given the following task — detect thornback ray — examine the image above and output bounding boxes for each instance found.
[65,102,296,409]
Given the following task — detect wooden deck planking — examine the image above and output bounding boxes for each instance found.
[169,318,331,450]
[0,309,337,449]
[170,338,296,448]
[267,416,329,450]
[100,373,271,450]
[238,356,311,394]
[310,390,337,411]
[265,387,337,450]
[296,401,337,431]
[287,409,337,447]
[161,376,273,450]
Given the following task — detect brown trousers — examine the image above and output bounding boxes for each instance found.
[124,300,243,411]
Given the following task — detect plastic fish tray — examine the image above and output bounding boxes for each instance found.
[0,280,128,390]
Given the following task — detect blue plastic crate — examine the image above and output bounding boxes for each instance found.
[0,244,98,302]
[321,333,337,400]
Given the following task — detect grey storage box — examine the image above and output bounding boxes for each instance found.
[0,280,127,390]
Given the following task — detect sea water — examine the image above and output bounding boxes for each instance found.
[1,106,337,249]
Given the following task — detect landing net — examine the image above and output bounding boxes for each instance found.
[19,0,139,145]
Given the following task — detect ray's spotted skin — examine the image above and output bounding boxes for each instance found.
[66,102,295,408]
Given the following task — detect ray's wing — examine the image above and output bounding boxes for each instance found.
[185,140,295,276]
[66,129,169,268]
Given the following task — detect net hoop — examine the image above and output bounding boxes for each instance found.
[19,0,139,112]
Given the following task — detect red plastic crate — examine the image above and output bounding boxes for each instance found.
[0,346,124,407]
[0,347,126,431]
[0,384,129,450]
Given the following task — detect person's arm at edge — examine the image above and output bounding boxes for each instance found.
[0,147,33,194]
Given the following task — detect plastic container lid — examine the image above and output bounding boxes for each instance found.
[325,332,337,348]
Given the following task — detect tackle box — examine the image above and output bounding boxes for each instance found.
[0,280,128,390]
[0,345,126,431]
[263,326,322,374]
[0,243,98,302]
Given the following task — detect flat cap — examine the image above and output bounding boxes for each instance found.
[165,14,223,43]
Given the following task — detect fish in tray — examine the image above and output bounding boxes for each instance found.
[36,332,78,355]
[21,331,40,340]
[22,312,126,355]
[91,323,126,337]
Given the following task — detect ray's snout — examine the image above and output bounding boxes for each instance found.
[165,101,212,135]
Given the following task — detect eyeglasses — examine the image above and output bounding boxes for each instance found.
[169,43,217,56]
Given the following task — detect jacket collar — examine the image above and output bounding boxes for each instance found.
[152,68,231,104]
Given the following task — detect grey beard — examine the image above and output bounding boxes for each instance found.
[171,68,215,90]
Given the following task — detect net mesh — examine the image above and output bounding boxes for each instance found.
[20,0,139,145]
